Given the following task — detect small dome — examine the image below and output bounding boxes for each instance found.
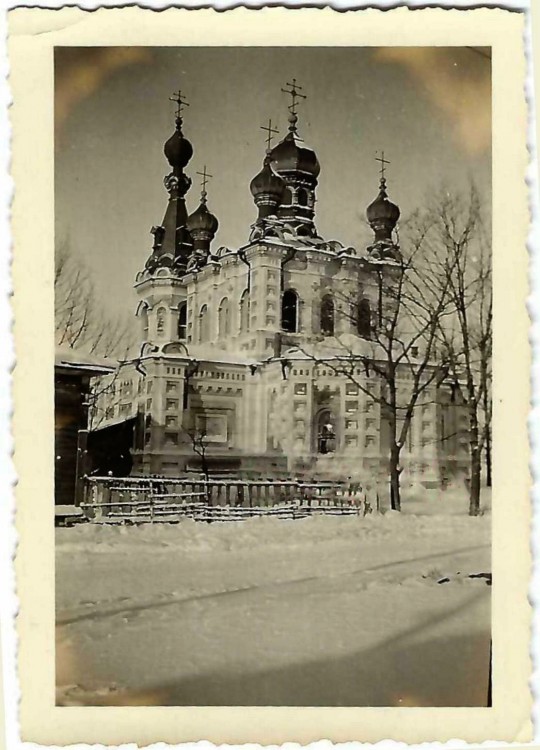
[187,198,219,236]
[269,132,320,179]
[250,157,286,200]
[164,118,194,169]
[366,179,400,226]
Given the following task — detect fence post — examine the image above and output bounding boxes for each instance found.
[74,429,89,508]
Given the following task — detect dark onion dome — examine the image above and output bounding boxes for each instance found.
[186,195,219,236]
[250,156,286,200]
[164,117,194,169]
[366,178,400,227]
[269,133,320,178]
[269,114,320,179]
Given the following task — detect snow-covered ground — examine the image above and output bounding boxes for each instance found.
[56,487,491,707]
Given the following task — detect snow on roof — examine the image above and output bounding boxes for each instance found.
[55,344,117,374]
[185,344,257,366]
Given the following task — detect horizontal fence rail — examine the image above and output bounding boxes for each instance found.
[81,476,375,524]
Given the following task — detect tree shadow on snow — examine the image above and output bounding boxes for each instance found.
[78,587,491,707]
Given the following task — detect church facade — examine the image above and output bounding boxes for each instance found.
[91,84,470,487]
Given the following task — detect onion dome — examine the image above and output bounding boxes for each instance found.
[164,116,194,170]
[186,189,218,262]
[366,177,400,227]
[250,155,286,200]
[269,113,320,180]
[187,194,219,236]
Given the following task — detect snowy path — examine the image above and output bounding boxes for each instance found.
[56,511,491,707]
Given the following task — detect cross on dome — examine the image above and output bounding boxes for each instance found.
[196,165,213,202]
[375,150,391,187]
[260,118,279,152]
[281,78,307,133]
[169,89,190,121]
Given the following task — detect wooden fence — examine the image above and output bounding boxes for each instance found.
[82,475,371,524]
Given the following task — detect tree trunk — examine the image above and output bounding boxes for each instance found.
[389,443,402,512]
[469,445,482,516]
[483,378,491,487]
[484,427,492,488]
[469,409,482,516]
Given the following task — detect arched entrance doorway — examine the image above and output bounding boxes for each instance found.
[316,409,336,454]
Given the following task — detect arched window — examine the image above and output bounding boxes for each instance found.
[136,301,149,335]
[177,302,187,340]
[282,187,294,205]
[218,297,230,339]
[156,306,166,338]
[198,304,209,343]
[320,295,335,336]
[282,289,298,333]
[297,188,309,206]
[239,290,250,333]
[316,410,336,454]
[357,298,372,339]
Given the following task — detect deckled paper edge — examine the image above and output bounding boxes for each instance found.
[7,4,532,746]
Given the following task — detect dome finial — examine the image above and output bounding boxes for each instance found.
[169,89,190,131]
[196,165,212,204]
[260,118,280,156]
[281,78,306,135]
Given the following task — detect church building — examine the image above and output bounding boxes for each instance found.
[90,82,469,487]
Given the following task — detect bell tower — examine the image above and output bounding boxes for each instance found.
[134,90,195,346]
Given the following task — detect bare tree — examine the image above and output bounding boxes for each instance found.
[431,187,492,516]
[297,218,456,512]
[55,241,136,358]
[180,424,210,482]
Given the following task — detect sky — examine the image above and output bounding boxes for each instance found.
[55,46,491,320]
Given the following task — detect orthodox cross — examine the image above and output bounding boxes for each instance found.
[281,78,306,116]
[375,151,391,180]
[260,118,279,151]
[169,90,189,118]
[196,165,213,197]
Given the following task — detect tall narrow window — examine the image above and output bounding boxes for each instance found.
[297,188,309,206]
[282,289,298,333]
[316,410,336,454]
[357,298,372,339]
[320,295,335,336]
[282,187,294,205]
[156,306,166,338]
[239,290,249,333]
[218,297,230,339]
[198,304,209,343]
[177,302,187,340]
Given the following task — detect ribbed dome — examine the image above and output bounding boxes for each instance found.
[164,118,194,170]
[269,132,320,179]
[250,157,286,200]
[187,198,218,235]
[366,179,400,226]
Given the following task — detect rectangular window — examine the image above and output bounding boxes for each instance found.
[345,400,358,414]
[166,381,177,393]
[166,399,178,411]
[146,399,152,410]
[165,415,177,427]
[345,420,358,430]
[165,431,178,445]
[294,383,307,395]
